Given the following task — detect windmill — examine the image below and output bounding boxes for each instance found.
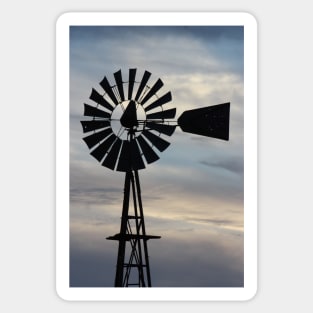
[80,68,230,287]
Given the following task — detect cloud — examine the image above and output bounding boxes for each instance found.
[70,221,117,287]
[70,187,121,205]
[187,216,243,229]
[70,26,244,82]
[70,211,243,287]
[151,238,244,287]
[200,156,244,175]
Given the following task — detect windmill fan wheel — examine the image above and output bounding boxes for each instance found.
[80,68,177,172]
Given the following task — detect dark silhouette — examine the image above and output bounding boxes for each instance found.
[80,68,230,287]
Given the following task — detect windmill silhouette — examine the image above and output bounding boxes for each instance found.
[81,68,230,287]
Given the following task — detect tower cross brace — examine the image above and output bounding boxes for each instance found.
[107,169,160,287]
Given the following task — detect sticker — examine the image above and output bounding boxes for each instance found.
[56,12,257,301]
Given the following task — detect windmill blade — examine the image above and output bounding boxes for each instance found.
[128,68,137,100]
[116,141,131,172]
[81,120,110,133]
[146,108,176,120]
[135,70,151,102]
[136,135,160,164]
[102,138,123,170]
[89,88,114,112]
[144,92,172,112]
[142,129,170,152]
[130,140,145,170]
[100,76,119,105]
[83,127,113,149]
[146,121,176,136]
[84,103,111,119]
[140,79,164,105]
[116,140,145,172]
[114,70,125,102]
[90,133,116,162]
[177,102,230,140]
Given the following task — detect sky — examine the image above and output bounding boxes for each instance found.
[69,26,244,287]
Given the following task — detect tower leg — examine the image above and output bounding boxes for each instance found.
[134,170,152,287]
[114,171,131,287]
[107,170,160,287]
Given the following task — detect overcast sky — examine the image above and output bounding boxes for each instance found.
[69,25,244,287]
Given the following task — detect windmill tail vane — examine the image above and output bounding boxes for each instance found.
[80,68,230,287]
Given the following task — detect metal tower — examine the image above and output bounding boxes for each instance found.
[80,68,230,287]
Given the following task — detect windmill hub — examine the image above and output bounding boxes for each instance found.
[110,100,146,140]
